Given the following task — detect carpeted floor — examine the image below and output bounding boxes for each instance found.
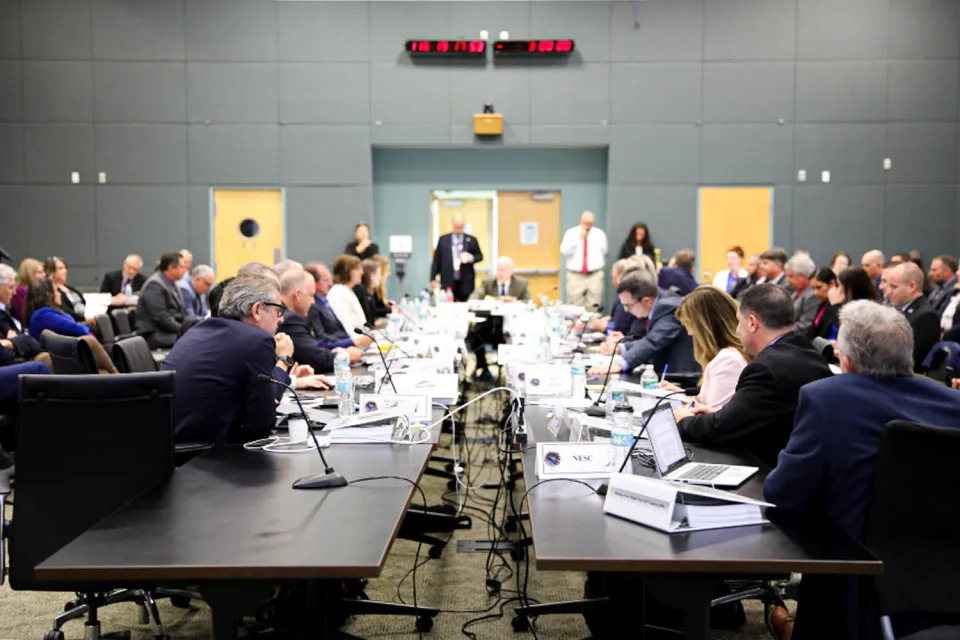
[0,382,781,640]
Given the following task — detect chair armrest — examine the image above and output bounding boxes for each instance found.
[174,442,213,467]
[0,491,9,586]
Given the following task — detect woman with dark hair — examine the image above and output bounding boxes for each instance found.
[829,251,850,275]
[44,256,89,324]
[806,267,839,341]
[828,266,878,307]
[370,254,393,319]
[617,222,657,261]
[344,223,380,261]
[326,254,367,336]
[353,259,381,326]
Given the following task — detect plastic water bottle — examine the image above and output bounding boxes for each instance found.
[640,364,658,390]
[610,405,634,471]
[606,378,626,414]
[334,350,354,417]
[570,354,586,400]
[124,283,133,297]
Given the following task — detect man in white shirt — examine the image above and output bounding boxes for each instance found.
[560,211,607,310]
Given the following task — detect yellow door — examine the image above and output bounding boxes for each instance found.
[497,191,561,301]
[213,189,284,279]
[698,187,772,284]
[431,196,490,288]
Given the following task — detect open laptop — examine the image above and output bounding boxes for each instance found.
[642,403,758,487]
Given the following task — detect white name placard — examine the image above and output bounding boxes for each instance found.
[358,394,431,421]
[535,441,616,479]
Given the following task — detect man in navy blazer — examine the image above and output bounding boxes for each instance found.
[764,300,960,640]
[430,215,483,301]
[304,263,371,355]
[657,250,699,296]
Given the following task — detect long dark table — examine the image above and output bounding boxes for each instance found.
[519,405,881,640]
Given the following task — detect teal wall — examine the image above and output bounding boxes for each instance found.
[372,147,609,301]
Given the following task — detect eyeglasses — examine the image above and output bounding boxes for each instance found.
[261,302,287,318]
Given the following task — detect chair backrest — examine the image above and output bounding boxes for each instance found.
[9,372,175,591]
[864,420,960,616]
[39,330,97,374]
[112,336,157,373]
[111,308,132,336]
[94,314,116,345]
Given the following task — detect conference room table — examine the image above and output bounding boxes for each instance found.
[518,405,882,640]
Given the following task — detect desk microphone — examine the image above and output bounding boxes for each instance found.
[584,333,640,418]
[395,306,424,331]
[568,312,594,361]
[354,326,398,393]
[595,388,698,496]
[258,374,348,490]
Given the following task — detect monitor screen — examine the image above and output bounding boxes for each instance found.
[643,403,686,475]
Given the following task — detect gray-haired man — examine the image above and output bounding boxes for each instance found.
[784,253,818,333]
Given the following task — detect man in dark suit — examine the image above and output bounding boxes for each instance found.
[136,252,193,349]
[885,261,940,371]
[0,264,41,360]
[430,215,483,302]
[674,283,832,468]
[100,254,146,298]
[758,248,788,287]
[657,249,699,296]
[587,272,698,377]
[279,268,359,373]
[304,263,371,357]
[176,264,215,318]
[861,249,885,292]
[785,253,819,334]
[764,300,960,640]
[927,254,957,314]
[470,256,532,302]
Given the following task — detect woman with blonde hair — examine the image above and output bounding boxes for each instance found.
[371,254,393,319]
[660,286,747,408]
[11,258,45,322]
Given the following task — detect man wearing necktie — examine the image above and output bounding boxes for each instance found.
[468,257,532,378]
[136,251,199,349]
[431,215,484,301]
[560,211,608,311]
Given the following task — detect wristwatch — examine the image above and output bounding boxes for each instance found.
[276,355,295,368]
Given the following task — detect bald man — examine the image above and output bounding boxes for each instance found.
[861,249,884,291]
[884,261,940,371]
[560,211,608,310]
[431,215,483,301]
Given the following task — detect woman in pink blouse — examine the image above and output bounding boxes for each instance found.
[659,287,748,408]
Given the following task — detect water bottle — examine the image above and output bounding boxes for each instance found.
[606,378,626,414]
[610,405,635,471]
[640,364,658,390]
[124,283,133,297]
[334,350,354,417]
[445,287,454,303]
[570,354,586,400]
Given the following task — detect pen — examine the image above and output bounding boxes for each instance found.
[660,364,669,383]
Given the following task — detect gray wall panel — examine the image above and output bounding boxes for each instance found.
[888,0,960,59]
[285,186,372,263]
[25,186,97,265]
[796,62,887,122]
[185,0,278,62]
[187,124,280,184]
[450,66,532,125]
[280,63,371,124]
[885,185,958,257]
[187,63,278,123]
[0,62,21,121]
[0,187,26,260]
[792,186,885,264]
[369,2,451,63]
[24,124,95,184]
[887,123,958,183]
[187,185,210,264]
[0,125,23,183]
[531,2,612,62]
[608,125,700,185]
[702,62,794,123]
[21,0,91,60]
[280,126,371,185]
[607,185,697,259]
[371,64,451,125]
[95,124,188,184]
[374,125,452,145]
[450,124,530,145]
[610,0,703,62]
[450,2,531,41]
[796,0,888,60]
[794,124,887,185]
[704,0,796,61]
[0,1,20,59]
[96,186,190,270]
[93,62,186,123]
[530,63,610,125]
[888,61,959,122]
[528,125,610,145]
[279,2,369,62]
[611,64,701,124]
[701,124,793,184]
[91,0,186,61]
[22,62,93,122]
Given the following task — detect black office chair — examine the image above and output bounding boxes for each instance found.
[110,308,134,337]
[93,314,117,347]
[1,372,196,640]
[112,336,157,373]
[865,420,960,639]
[39,330,98,374]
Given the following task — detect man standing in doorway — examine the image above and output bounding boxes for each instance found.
[560,211,608,310]
[431,215,483,301]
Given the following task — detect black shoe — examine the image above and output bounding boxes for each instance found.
[474,369,493,382]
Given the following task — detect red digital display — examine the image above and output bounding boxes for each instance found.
[405,40,486,56]
[494,39,575,56]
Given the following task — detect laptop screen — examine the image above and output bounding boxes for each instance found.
[642,403,688,475]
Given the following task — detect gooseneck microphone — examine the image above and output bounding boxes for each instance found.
[259,374,348,490]
[354,326,398,393]
[584,333,639,418]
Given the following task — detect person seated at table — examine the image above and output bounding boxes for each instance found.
[672,284,831,468]
[657,249,698,296]
[304,263,370,357]
[371,254,394,319]
[177,264,215,318]
[100,254,146,300]
[162,275,330,444]
[592,255,656,337]
[11,258,45,324]
[764,300,960,640]
[208,262,279,318]
[587,272,697,377]
[785,252,819,334]
[0,264,41,361]
[658,287,747,408]
[711,245,748,293]
[805,267,839,342]
[326,255,368,337]
[467,256,532,380]
[44,256,90,325]
[136,251,196,349]
[354,259,382,326]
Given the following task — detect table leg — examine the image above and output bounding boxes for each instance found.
[643,574,721,640]
[200,581,274,640]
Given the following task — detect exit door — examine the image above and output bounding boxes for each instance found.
[212,189,285,279]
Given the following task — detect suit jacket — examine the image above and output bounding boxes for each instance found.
[136,272,186,349]
[430,233,483,294]
[729,274,758,299]
[0,305,40,359]
[792,286,819,334]
[309,295,353,349]
[805,301,838,342]
[928,276,957,314]
[765,271,788,287]
[281,310,336,373]
[57,283,87,322]
[471,275,532,301]
[657,267,698,296]
[344,241,380,261]
[177,279,207,318]
[765,373,960,640]
[620,290,698,375]
[678,333,832,468]
[902,296,940,371]
[99,269,145,296]
[161,317,288,444]
[353,284,376,325]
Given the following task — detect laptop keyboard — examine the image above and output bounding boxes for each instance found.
[675,464,726,481]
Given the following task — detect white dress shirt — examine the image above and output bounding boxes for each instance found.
[941,291,960,332]
[326,284,367,337]
[560,226,608,273]
[699,347,748,409]
[711,269,748,292]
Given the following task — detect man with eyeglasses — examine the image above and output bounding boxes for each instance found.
[162,273,330,444]
[177,264,216,318]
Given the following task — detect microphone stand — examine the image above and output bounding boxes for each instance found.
[568,312,594,362]
[355,326,398,393]
[584,333,636,418]
[259,374,348,490]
